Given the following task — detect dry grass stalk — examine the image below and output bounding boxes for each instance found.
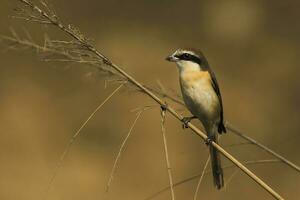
[224,168,239,188]
[144,159,281,200]
[45,83,124,195]
[193,155,210,200]
[106,107,145,192]
[226,122,300,173]
[160,107,175,200]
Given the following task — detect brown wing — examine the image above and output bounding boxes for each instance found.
[208,69,227,134]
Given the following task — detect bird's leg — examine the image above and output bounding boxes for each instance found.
[181,116,197,129]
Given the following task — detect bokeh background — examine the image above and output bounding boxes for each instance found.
[0,0,300,199]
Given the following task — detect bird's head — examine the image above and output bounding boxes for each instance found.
[166,48,208,72]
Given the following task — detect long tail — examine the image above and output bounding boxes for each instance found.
[209,136,224,189]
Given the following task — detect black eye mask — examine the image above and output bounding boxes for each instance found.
[177,53,202,65]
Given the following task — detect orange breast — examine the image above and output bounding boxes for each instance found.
[181,71,211,88]
[179,70,220,122]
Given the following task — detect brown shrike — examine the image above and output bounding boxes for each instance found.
[166,48,226,189]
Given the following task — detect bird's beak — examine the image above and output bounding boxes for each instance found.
[166,55,179,62]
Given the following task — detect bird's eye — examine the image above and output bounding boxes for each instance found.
[182,53,191,59]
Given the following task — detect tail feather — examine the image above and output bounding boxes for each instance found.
[218,121,227,134]
[209,138,224,189]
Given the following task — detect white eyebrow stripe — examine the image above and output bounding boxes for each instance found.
[176,49,200,58]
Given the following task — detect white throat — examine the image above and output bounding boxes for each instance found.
[176,60,202,74]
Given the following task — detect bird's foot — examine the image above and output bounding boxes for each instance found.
[181,116,196,129]
[205,137,213,146]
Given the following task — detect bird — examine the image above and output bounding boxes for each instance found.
[166,48,226,189]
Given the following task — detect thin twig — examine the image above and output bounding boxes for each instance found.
[224,168,239,188]
[106,108,144,192]
[193,155,210,200]
[0,35,76,59]
[160,107,175,200]
[225,141,252,148]
[226,122,300,173]
[0,34,122,79]
[45,83,124,196]
[11,15,52,24]
[144,159,281,200]
[145,86,184,106]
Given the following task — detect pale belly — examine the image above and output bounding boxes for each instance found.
[180,78,220,126]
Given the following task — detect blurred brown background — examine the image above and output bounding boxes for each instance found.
[0,0,300,199]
